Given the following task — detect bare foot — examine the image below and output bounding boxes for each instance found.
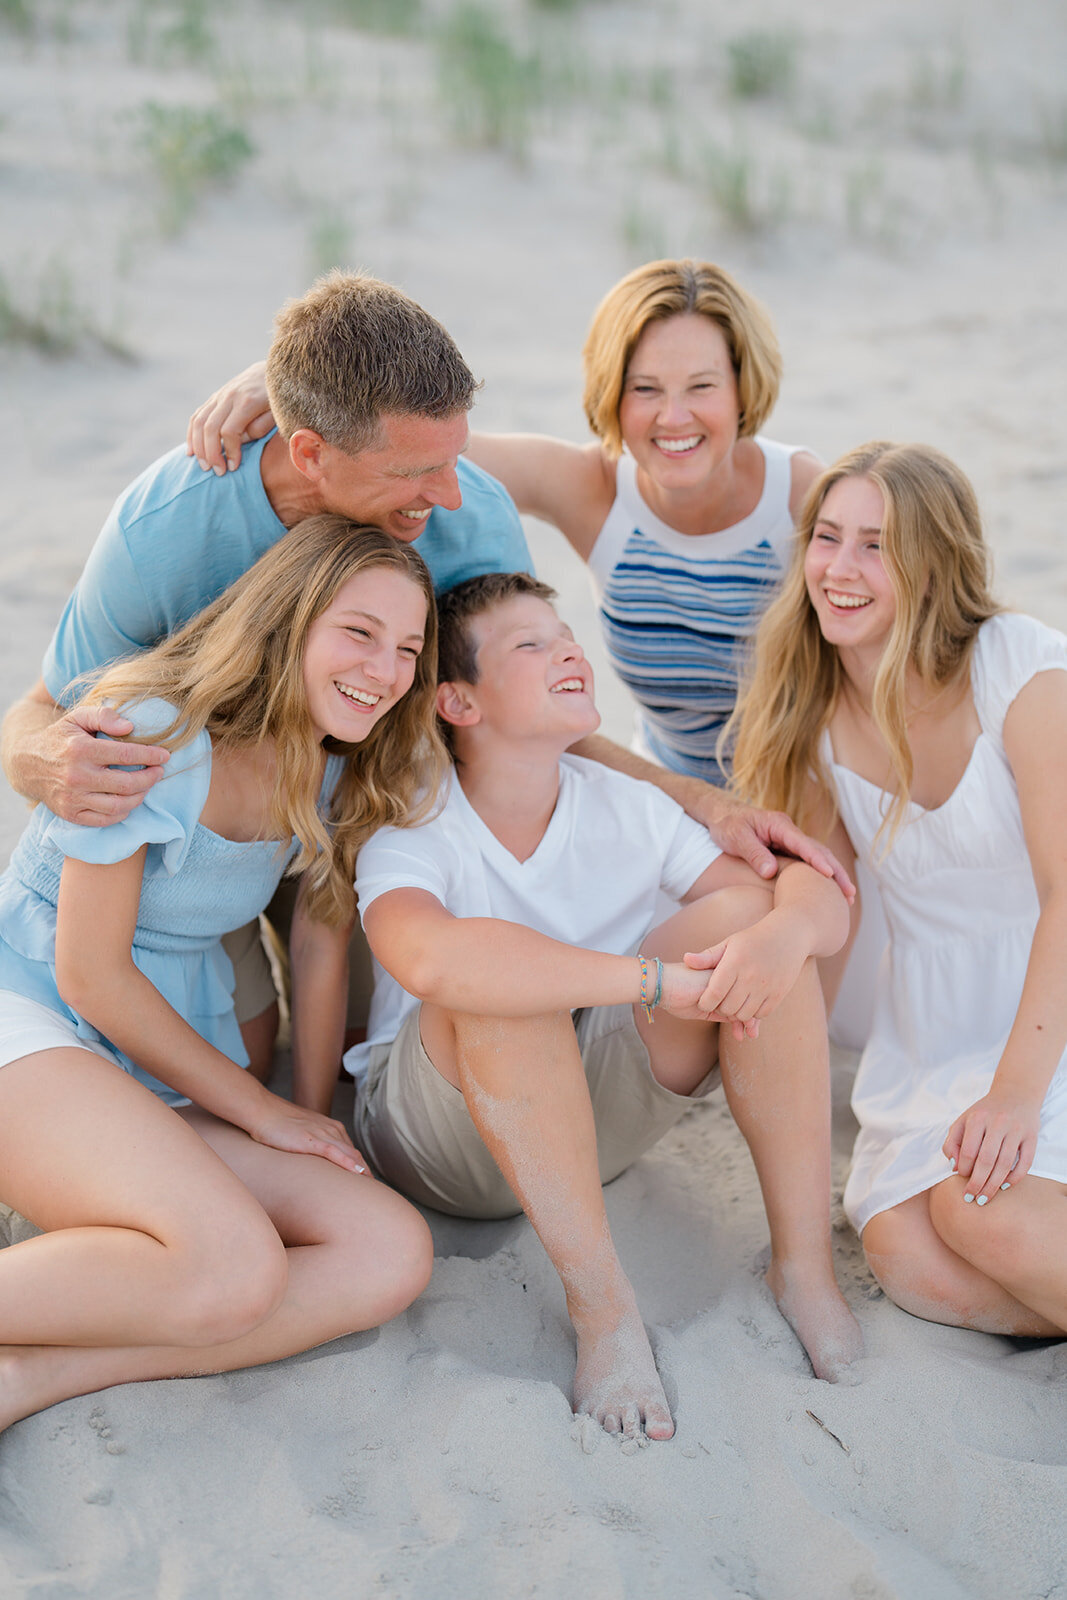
[766,1261,864,1382]
[571,1300,675,1441]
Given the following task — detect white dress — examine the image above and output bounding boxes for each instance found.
[829,613,1067,1234]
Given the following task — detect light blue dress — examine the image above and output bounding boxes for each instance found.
[0,699,343,1108]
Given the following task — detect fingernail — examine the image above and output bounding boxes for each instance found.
[976,1195,988,1207]
[1000,1182,1011,1191]
[963,1192,974,1203]
[948,1158,956,1170]
[213,465,226,477]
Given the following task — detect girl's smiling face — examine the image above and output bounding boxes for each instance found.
[804,475,897,662]
[302,565,428,743]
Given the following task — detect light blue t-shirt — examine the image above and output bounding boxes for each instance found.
[43,433,532,699]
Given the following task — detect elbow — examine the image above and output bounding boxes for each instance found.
[381,942,451,1006]
[54,948,121,1032]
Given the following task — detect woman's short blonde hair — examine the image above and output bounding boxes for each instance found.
[581,258,782,458]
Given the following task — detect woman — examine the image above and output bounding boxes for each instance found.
[731,442,1067,1334]
[0,517,448,1430]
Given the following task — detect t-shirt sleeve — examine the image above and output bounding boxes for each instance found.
[973,614,1067,752]
[40,699,210,877]
[42,504,161,702]
[650,789,722,900]
[355,822,452,924]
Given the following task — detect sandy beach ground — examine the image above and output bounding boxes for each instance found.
[1,2,1065,1595]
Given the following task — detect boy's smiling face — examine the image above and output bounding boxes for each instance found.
[453,595,601,745]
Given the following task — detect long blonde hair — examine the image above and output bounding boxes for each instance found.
[730,442,1001,842]
[79,517,449,925]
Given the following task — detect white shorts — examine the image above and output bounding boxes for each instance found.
[0,990,123,1072]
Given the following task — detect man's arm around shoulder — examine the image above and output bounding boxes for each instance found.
[1,678,169,826]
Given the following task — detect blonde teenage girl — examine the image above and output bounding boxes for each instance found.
[0,518,448,1429]
[732,442,1067,1334]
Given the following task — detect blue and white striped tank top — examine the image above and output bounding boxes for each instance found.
[587,438,801,781]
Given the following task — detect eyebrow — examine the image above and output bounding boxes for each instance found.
[387,437,471,479]
[814,517,884,535]
[625,366,726,381]
[337,609,425,641]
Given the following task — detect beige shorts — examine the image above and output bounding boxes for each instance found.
[354,1003,720,1220]
[224,880,376,1030]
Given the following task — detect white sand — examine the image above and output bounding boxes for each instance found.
[1,2,1065,1595]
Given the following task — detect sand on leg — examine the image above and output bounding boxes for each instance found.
[639,887,863,1381]
[419,1003,674,1442]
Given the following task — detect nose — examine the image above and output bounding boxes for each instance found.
[655,390,690,426]
[425,463,462,512]
[555,635,583,664]
[826,538,859,578]
[362,642,398,687]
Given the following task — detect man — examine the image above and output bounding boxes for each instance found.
[344,573,861,1441]
[1,273,531,1070]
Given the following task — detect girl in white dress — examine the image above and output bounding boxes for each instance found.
[732,441,1067,1335]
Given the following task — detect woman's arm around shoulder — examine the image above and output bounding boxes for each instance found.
[788,450,824,520]
[467,433,615,559]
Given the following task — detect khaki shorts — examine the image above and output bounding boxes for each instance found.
[224,879,376,1030]
[354,1003,720,1220]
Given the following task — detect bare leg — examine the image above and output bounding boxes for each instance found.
[640,892,863,1381]
[240,1000,279,1084]
[926,1176,1066,1331]
[0,1055,432,1431]
[862,1189,1059,1334]
[419,1004,674,1441]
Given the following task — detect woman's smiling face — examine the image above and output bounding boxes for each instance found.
[617,313,742,489]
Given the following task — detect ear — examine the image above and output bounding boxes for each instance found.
[436,680,481,728]
[288,429,328,482]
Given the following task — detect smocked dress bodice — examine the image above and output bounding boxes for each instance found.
[0,699,342,1107]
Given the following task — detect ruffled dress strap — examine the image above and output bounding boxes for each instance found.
[970,613,1067,755]
[40,698,211,878]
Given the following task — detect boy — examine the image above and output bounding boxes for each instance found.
[347,573,861,1441]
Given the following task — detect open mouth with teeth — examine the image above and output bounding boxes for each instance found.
[654,435,702,456]
[397,508,432,523]
[334,681,381,708]
[824,590,874,610]
[551,677,586,694]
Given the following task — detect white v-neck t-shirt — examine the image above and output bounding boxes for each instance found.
[347,755,720,1080]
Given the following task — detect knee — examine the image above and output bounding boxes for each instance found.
[862,1239,947,1321]
[928,1177,1022,1280]
[339,1190,435,1328]
[170,1224,289,1348]
[373,1202,434,1322]
[713,884,775,933]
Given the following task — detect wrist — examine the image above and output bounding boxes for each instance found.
[636,954,663,1020]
